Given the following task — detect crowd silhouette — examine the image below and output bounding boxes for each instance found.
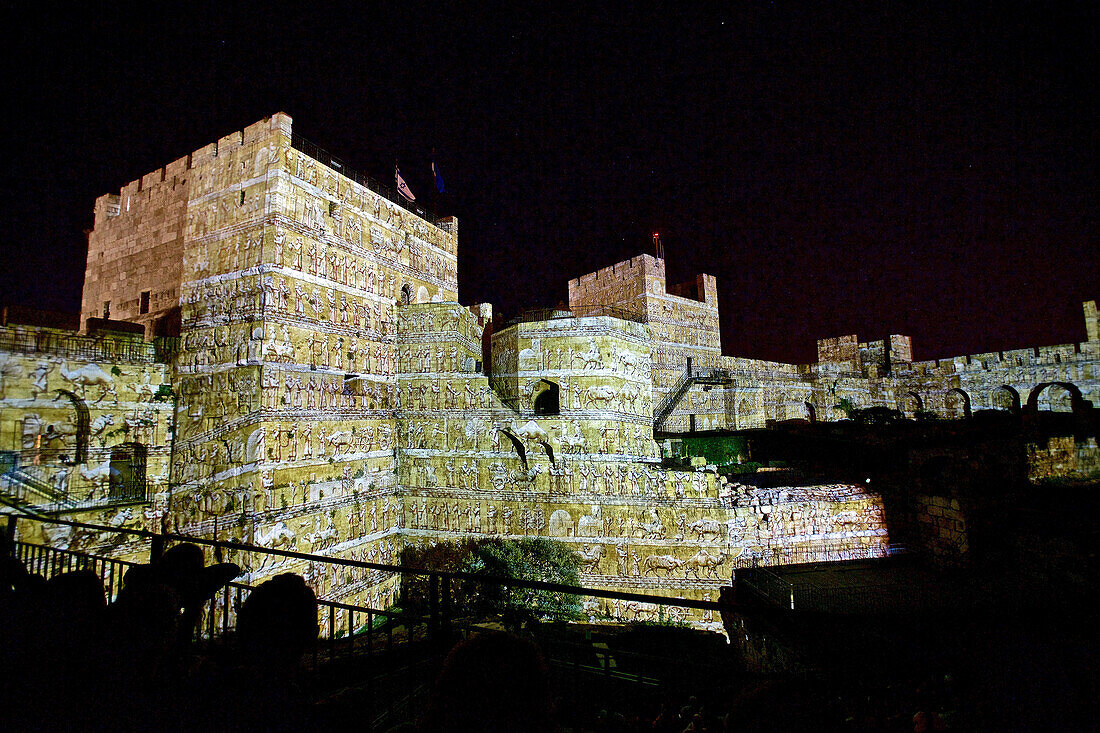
[2,533,995,731]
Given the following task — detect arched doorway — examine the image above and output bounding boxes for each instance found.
[943,388,972,419]
[532,380,560,416]
[400,283,412,305]
[1027,381,1083,413]
[990,385,1021,413]
[901,391,923,419]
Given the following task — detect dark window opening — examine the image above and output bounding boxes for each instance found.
[533,381,560,416]
[140,291,151,314]
[109,442,147,502]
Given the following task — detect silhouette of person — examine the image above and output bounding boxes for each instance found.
[421,631,552,733]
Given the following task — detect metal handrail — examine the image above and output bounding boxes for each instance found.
[739,564,795,610]
[290,135,442,226]
[1,466,78,511]
[505,304,648,326]
[653,366,735,430]
[0,329,178,364]
[1,449,149,514]
[8,512,737,729]
[9,539,425,668]
[7,512,724,616]
[653,367,695,429]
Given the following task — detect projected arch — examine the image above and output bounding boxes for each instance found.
[901,391,923,418]
[943,388,972,419]
[53,389,89,464]
[1027,381,1083,414]
[990,385,1021,413]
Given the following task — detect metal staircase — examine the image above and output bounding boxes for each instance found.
[0,451,79,515]
[652,365,734,431]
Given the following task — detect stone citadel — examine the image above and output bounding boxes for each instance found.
[2,113,1097,625]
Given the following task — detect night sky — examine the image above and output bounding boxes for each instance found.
[3,4,1095,364]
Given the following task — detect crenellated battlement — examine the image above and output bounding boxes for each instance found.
[92,114,293,230]
[567,253,664,290]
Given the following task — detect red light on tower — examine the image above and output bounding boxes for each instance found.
[653,232,664,260]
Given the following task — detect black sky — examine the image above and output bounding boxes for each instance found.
[2,3,1095,364]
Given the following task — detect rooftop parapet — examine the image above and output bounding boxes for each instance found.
[91,114,293,227]
[290,132,449,229]
[0,324,178,364]
[567,254,665,289]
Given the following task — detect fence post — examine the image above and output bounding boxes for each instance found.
[5,515,17,548]
[441,575,452,640]
[150,534,165,563]
[428,574,440,648]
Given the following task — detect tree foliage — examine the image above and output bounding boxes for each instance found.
[679,435,749,466]
[401,537,582,627]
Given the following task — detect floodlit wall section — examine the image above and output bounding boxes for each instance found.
[169,112,458,608]
[0,325,173,564]
[22,114,1095,626]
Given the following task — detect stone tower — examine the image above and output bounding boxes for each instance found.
[84,113,459,606]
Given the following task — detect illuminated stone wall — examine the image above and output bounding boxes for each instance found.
[6,114,1096,626]
[82,159,191,335]
[166,113,459,608]
[568,255,727,432]
[1027,435,1100,483]
[0,325,173,563]
[388,305,891,622]
[914,495,969,565]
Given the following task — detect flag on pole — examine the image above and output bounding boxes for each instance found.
[395,166,416,201]
[432,159,445,194]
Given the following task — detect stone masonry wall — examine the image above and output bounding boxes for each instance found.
[82,157,191,335]
[9,115,1096,631]
[915,494,969,565]
[0,325,173,565]
[1027,436,1100,483]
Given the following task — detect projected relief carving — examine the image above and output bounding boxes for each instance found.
[6,114,1094,627]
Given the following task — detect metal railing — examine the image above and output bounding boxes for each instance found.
[739,565,795,609]
[1,467,79,513]
[12,538,138,599]
[730,541,892,572]
[504,303,649,327]
[6,512,734,729]
[6,512,724,634]
[291,135,442,226]
[0,328,178,364]
[653,367,695,429]
[737,545,914,613]
[653,365,735,431]
[0,449,149,515]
